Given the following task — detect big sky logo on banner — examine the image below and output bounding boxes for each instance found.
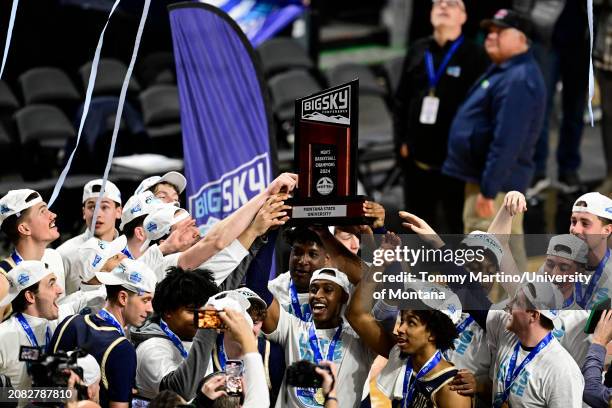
[169,3,276,234]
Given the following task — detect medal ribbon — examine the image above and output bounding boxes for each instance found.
[16,313,51,349]
[289,279,311,322]
[402,350,443,407]
[160,319,188,359]
[10,250,23,265]
[121,246,134,260]
[575,248,610,308]
[497,332,554,407]
[216,333,228,370]
[98,308,125,336]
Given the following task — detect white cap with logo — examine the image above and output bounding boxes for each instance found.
[82,179,122,205]
[134,171,187,195]
[78,235,128,283]
[0,260,53,307]
[140,205,190,251]
[310,268,351,295]
[119,191,163,231]
[206,290,254,328]
[572,192,612,220]
[0,189,43,227]
[406,280,463,325]
[95,258,157,294]
[461,230,503,267]
[546,234,588,264]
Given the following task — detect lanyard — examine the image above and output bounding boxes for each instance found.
[456,315,474,336]
[216,333,228,370]
[289,279,311,322]
[98,308,125,336]
[308,322,342,363]
[121,246,134,260]
[10,250,23,265]
[402,350,443,407]
[499,333,553,406]
[16,313,51,349]
[160,319,188,359]
[576,248,610,308]
[424,35,464,92]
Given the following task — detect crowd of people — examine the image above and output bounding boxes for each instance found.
[2,1,612,408]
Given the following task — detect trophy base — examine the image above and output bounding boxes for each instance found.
[286,195,376,226]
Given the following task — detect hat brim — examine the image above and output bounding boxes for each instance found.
[94,272,126,286]
[159,172,187,194]
[480,19,512,30]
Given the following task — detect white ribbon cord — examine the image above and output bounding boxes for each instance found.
[0,0,19,79]
[47,0,123,208]
[588,0,595,127]
[89,0,151,236]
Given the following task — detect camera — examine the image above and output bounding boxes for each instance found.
[285,360,331,388]
[19,346,89,401]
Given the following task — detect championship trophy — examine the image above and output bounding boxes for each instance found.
[287,79,374,226]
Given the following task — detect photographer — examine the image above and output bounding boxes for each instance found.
[314,361,338,408]
[194,308,269,408]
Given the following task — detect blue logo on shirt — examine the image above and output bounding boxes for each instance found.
[447,66,461,77]
[98,241,106,250]
[17,273,29,286]
[92,255,102,268]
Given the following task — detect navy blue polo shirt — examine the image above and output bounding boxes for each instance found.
[50,313,136,407]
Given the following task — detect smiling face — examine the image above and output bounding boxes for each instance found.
[289,242,330,292]
[124,291,154,327]
[32,273,63,320]
[308,279,346,326]
[19,202,60,244]
[570,212,612,251]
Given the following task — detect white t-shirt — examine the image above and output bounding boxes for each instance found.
[443,313,491,380]
[0,305,76,392]
[265,307,375,408]
[578,252,612,309]
[136,336,192,399]
[58,283,106,314]
[56,231,90,295]
[268,272,312,319]
[138,239,248,284]
[486,310,584,408]
[551,308,591,368]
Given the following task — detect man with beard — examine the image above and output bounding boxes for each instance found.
[0,261,65,391]
[263,268,376,408]
[0,189,66,318]
[50,259,157,408]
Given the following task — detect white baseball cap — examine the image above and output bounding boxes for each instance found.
[78,235,128,282]
[95,258,157,294]
[461,230,503,267]
[0,189,43,228]
[0,260,53,307]
[120,191,163,231]
[134,171,187,195]
[82,179,122,205]
[72,353,101,387]
[206,290,254,328]
[519,282,564,330]
[573,192,612,220]
[310,268,351,295]
[234,287,267,309]
[140,205,190,251]
[546,234,588,264]
[405,280,463,325]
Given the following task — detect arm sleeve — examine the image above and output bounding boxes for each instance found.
[480,77,539,198]
[241,352,270,408]
[104,341,137,403]
[245,232,276,306]
[582,343,612,408]
[158,329,217,401]
[217,235,268,292]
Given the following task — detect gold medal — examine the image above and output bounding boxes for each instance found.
[314,388,325,405]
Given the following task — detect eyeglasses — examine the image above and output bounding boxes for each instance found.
[432,0,464,9]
